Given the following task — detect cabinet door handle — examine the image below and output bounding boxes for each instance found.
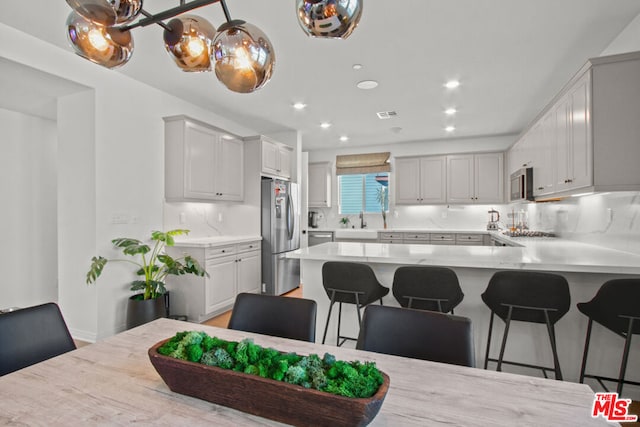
[538,187,544,190]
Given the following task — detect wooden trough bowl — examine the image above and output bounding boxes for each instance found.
[148,339,390,427]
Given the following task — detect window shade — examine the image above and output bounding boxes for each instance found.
[335,152,391,175]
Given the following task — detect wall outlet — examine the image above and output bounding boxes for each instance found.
[179,212,186,224]
[111,213,129,224]
[218,212,223,222]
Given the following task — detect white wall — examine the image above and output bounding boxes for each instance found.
[0,109,58,309]
[0,23,262,340]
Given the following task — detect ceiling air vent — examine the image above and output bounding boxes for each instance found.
[376,111,397,120]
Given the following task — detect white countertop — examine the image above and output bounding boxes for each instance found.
[288,239,640,275]
[171,235,262,248]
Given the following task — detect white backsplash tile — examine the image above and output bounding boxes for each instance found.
[523,191,640,254]
[314,191,640,255]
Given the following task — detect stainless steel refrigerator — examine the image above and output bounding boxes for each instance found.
[261,178,300,295]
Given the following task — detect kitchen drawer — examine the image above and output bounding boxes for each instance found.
[402,233,431,242]
[206,245,236,259]
[379,232,402,240]
[237,241,261,253]
[455,234,484,244]
[380,239,402,244]
[430,233,455,242]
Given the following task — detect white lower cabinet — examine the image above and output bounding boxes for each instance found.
[166,240,261,322]
[236,249,261,294]
[205,253,237,315]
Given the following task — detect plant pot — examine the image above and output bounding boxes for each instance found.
[148,338,390,426]
[126,294,167,330]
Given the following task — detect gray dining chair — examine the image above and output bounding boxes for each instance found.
[0,302,77,376]
[228,292,317,342]
[356,304,475,367]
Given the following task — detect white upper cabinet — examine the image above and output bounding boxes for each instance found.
[395,156,447,205]
[508,51,640,198]
[308,162,331,207]
[248,135,294,180]
[164,116,243,203]
[474,153,505,203]
[447,153,503,204]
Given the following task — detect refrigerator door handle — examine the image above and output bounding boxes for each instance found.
[286,192,294,241]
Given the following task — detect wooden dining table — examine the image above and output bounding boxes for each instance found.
[0,318,612,426]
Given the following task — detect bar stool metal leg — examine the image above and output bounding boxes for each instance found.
[496,306,513,372]
[544,310,562,380]
[337,302,343,346]
[322,290,336,345]
[617,317,635,395]
[579,319,593,384]
[484,312,495,369]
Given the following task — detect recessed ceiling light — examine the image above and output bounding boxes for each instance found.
[445,108,457,115]
[356,80,378,90]
[444,80,460,89]
[445,125,456,132]
[320,122,332,129]
[339,136,349,142]
[293,102,306,110]
[352,64,363,70]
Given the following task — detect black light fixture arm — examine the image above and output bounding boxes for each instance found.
[139,9,172,32]
[118,0,222,31]
[220,0,233,23]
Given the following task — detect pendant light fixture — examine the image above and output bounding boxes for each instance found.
[164,15,216,72]
[66,11,134,69]
[212,0,274,93]
[64,0,361,92]
[66,0,143,26]
[296,0,363,39]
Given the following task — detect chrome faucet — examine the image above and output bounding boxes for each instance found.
[359,211,367,228]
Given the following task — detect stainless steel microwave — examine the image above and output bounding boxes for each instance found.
[510,167,534,202]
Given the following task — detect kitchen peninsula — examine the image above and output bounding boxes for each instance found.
[288,236,640,397]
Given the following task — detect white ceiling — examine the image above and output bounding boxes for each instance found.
[2,1,640,150]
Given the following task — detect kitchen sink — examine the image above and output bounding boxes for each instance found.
[333,229,379,239]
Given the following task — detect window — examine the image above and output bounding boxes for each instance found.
[339,173,389,214]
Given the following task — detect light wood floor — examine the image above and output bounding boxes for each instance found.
[201,286,303,328]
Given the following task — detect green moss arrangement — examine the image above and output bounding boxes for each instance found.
[157,331,384,398]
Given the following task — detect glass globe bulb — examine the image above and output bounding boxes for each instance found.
[212,20,275,93]
[66,11,134,69]
[163,15,216,73]
[66,0,143,26]
[296,0,363,39]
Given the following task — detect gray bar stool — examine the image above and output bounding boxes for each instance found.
[482,270,570,380]
[392,266,463,313]
[578,278,640,395]
[321,261,389,346]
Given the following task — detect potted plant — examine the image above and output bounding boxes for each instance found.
[86,229,207,329]
[339,217,350,228]
[376,186,389,229]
